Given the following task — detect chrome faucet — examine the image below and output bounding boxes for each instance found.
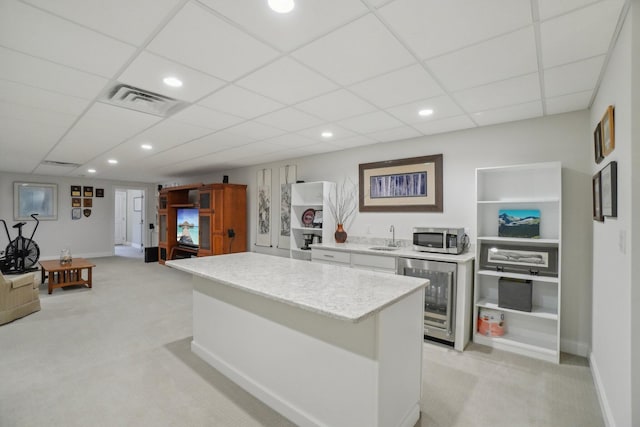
[389,225,396,247]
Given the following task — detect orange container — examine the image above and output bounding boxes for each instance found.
[477,308,505,337]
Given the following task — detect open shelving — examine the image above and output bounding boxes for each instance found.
[474,162,562,363]
[290,181,335,261]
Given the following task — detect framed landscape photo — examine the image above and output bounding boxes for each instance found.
[592,171,603,222]
[359,154,443,212]
[14,182,58,220]
[600,161,617,218]
[498,209,540,238]
[601,105,615,157]
[479,242,558,277]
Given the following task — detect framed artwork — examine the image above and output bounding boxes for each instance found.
[83,186,94,197]
[359,154,443,212]
[133,196,142,212]
[601,105,615,157]
[14,182,58,220]
[256,168,272,247]
[479,242,558,277]
[96,188,104,198]
[592,171,603,222]
[83,198,93,208]
[71,185,81,197]
[71,208,81,220]
[600,161,617,218]
[313,209,323,228]
[278,165,296,250]
[498,209,540,238]
[593,122,603,164]
[72,198,81,207]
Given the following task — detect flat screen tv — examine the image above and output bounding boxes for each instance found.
[176,208,199,247]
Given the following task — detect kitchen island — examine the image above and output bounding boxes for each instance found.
[166,252,428,427]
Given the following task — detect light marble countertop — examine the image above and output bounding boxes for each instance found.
[310,242,476,264]
[166,252,427,323]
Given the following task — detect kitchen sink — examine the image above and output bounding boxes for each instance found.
[369,246,400,251]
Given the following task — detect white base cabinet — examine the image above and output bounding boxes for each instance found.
[474,162,562,363]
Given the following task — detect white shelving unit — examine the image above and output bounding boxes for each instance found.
[474,162,562,363]
[290,181,335,261]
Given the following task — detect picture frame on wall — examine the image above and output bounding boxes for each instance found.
[72,198,81,208]
[600,161,617,218]
[83,186,94,197]
[71,185,81,197]
[592,171,604,222]
[83,198,92,208]
[96,188,104,198]
[601,105,615,157]
[14,182,58,220]
[593,122,603,164]
[359,154,443,212]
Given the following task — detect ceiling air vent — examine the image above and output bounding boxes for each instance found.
[100,83,187,117]
[41,160,82,168]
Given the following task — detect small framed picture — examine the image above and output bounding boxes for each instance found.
[592,171,603,222]
[71,208,81,220]
[72,198,81,207]
[601,105,615,157]
[83,186,94,197]
[593,122,603,164]
[96,188,104,198]
[71,185,81,197]
[600,161,617,218]
[83,198,93,208]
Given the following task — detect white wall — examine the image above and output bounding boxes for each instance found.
[589,4,636,426]
[0,172,156,259]
[184,110,593,357]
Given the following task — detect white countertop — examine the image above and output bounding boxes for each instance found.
[166,252,427,323]
[311,242,476,263]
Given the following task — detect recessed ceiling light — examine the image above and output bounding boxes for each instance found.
[163,76,183,87]
[268,0,294,13]
[108,159,118,164]
[141,144,153,150]
[321,131,333,138]
[87,168,96,173]
[418,109,434,117]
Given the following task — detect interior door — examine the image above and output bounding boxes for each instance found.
[114,190,127,245]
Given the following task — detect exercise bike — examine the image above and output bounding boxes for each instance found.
[0,213,41,274]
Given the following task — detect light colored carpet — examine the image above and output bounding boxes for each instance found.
[0,256,603,427]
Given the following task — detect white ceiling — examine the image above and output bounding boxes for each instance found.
[0,0,628,183]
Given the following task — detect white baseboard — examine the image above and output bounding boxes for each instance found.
[590,352,616,427]
[560,337,590,357]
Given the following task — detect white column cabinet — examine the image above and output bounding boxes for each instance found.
[474,162,562,363]
[290,181,335,261]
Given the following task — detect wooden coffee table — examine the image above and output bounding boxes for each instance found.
[39,258,96,294]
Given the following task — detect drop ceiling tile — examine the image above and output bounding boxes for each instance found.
[0,80,90,116]
[22,0,181,46]
[171,105,244,130]
[294,89,377,122]
[218,141,285,159]
[198,0,368,51]
[48,103,162,164]
[128,119,214,151]
[378,0,532,60]
[292,14,416,86]
[545,90,592,114]
[255,108,324,132]
[236,57,338,105]
[329,134,378,149]
[471,101,543,126]
[544,55,605,97]
[199,85,284,119]
[289,143,344,156]
[0,100,78,129]
[349,64,444,108]
[0,47,108,99]
[0,1,135,77]
[0,116,67,155]
[386,95,464,124]
[412,115,476,135]
[426,27,538,92]
[297,124,356,142]
[32,164,77,176]
[337,110,404,134]
[541,1,623,68]
[538,0,612,21]
[225,121,287,141]
[147,2,279,81]
[119,51,226,102]
[367,126,422,143]
[262,133,317,148]
[453,73,541,113]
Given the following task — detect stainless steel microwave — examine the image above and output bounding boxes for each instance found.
[413,227,466,254]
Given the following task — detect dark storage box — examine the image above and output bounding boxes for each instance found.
[144,247,159,263]
[498,277,532,312]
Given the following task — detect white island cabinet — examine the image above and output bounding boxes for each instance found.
[167,252,427,427]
